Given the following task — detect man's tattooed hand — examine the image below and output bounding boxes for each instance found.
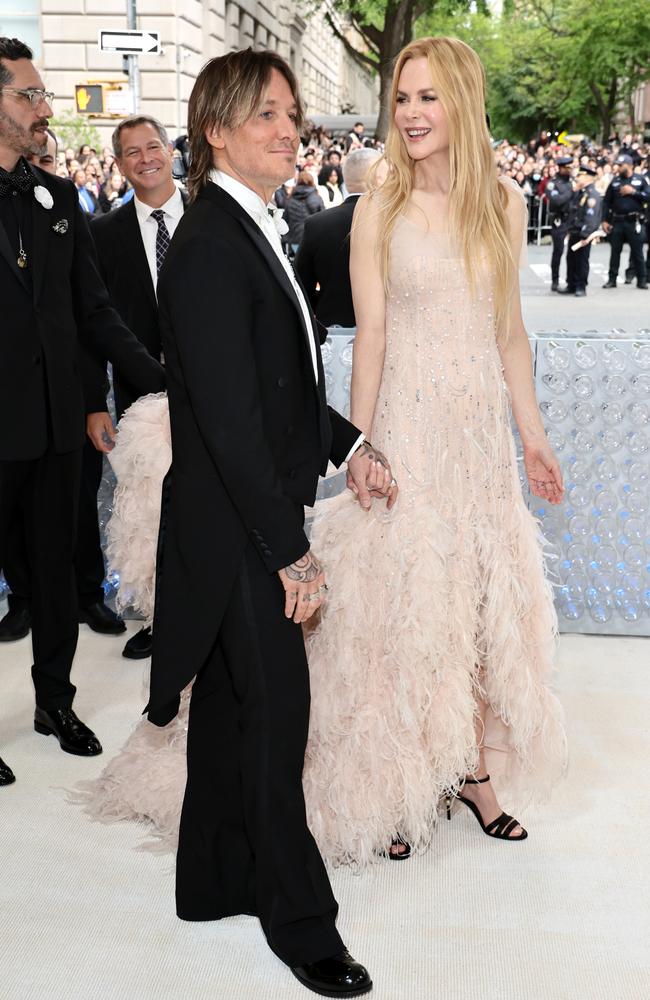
[285,551,322,583]
[354,440,389,470]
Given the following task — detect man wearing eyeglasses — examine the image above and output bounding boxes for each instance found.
[0,37,165,786]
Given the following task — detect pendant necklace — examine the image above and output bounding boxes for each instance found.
[17,227,27,269]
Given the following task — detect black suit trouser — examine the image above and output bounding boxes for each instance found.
[176,540,343,967]
[550,224,568,283]
[608,219,646,283]
[2,438,105,611]
[566,234,591,291]
[0,444,81,708]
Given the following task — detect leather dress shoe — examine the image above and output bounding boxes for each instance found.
[602,280,617,288]
[122,625,152,659]
[574,289,587,297]
[638,283,648,290]
[291,950,372,997]
[558,286,575,294]
[550,282,559,292]
[79,601,126,635]
[34,707,102,756]
[0,604,31,641]
[0,757,16,785]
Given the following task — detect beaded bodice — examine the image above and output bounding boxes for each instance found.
[372,214,517,514]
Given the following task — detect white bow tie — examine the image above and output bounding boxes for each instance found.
[265,204,289,237]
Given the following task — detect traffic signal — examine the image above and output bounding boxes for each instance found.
[75,84,103,114]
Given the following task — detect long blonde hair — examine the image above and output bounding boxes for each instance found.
[369,36,515,338]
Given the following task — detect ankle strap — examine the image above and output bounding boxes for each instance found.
[464,774,491,785]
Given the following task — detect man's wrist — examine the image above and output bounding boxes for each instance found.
[344,433,365,464]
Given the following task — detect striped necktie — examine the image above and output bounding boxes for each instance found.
[150,209,171,273]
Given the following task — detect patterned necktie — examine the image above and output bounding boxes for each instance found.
[150,209,171,273]
[0,159,36,199]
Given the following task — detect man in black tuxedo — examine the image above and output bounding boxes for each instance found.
[0,38,165,783]
[149,49,396,996]
[295,148,381,329]
[84,114,188,661]
[0,124,128,647]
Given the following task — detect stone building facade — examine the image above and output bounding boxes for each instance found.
[0,0,377,140]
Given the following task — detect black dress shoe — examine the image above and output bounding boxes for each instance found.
[122,625,152,659]
[550,282,559,292]
[34,707,102,756]
[638,283,648,290]
[558,286,576,294]
[79,601,126,635]
[291,950,372,997]
[0,604,31,641]
[0,757,15,785]
[602,280,617,288]
[574,289,587,297]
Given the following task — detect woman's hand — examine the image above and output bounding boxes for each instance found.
[523,438,564,505]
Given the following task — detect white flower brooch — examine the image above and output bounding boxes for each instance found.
[33,185,54,210]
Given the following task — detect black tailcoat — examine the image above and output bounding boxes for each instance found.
[149,181,359,724]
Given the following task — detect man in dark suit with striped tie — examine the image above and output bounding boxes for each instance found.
[83,115,188,660]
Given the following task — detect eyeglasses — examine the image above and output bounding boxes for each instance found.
[0,87,54,108]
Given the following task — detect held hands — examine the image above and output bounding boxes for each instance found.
[524,438,564,505]
[278,550,327,624]
[86,411,116,453]
[346,441,399,511]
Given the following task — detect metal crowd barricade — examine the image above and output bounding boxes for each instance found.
[528,194,552,246]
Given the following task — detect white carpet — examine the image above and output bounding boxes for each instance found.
[1,626,649,1000]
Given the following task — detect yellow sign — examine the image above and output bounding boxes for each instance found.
[558,131,569,145]
[75,84,103,115]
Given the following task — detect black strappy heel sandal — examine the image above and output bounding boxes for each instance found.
[388,835,411,861]
[446,775,528,841]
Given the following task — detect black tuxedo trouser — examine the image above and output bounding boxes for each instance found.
[3,439,105,611]
[0,443,81,708]
[176,540,343,967]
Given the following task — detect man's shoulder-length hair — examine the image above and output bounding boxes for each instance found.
[186,47,304,201]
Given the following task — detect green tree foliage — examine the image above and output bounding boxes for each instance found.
[316,1,471,137]
[49,109,103,154]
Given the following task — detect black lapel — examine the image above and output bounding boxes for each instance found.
[29,167,52,305]
[0,215,29,291]
[116,199,157,307]
[199,183,319,382]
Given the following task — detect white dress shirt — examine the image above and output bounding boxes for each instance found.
[209,168,364,462]
[134,185,185,293]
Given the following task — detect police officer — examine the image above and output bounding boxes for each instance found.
[625,154,650,285]
[602,154,650,289]
[546,155,574,291]
[559,166,602,297]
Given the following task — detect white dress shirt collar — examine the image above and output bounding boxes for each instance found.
[209,168,270,222]
[134,185,184,225]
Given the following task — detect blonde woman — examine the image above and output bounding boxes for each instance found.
[302,36,568,863]
[79,37,567,870]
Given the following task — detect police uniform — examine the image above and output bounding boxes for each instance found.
[546,156,574,290]
[603,155,650,289]
[561,168,602,297]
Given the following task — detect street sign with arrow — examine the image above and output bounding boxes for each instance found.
[98,29,161,54]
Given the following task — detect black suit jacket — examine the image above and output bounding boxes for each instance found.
[294,194,360,328]
[84,190,189,418]
[148,182,360,723]
[0,165,165,461]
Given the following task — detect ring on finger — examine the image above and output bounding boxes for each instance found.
[389,477,397,487]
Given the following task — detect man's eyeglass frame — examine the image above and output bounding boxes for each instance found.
[0,87,54,108]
